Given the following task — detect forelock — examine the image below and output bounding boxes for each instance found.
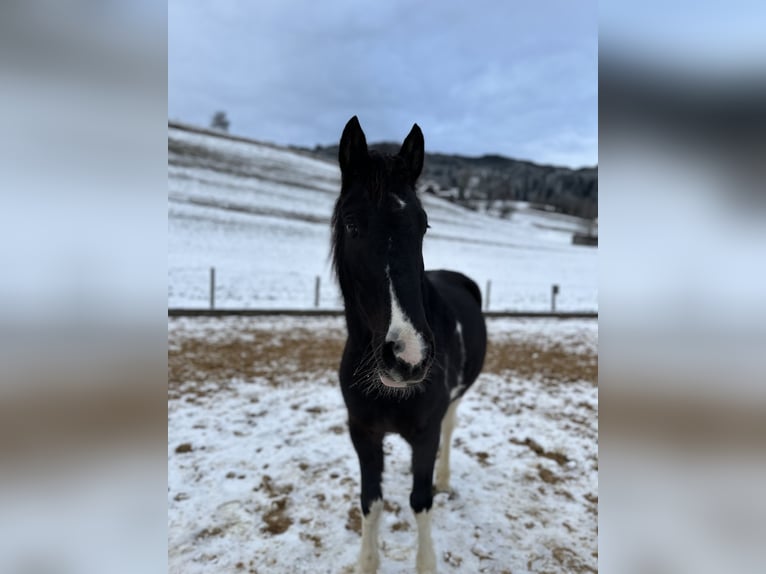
[362,152,410,204]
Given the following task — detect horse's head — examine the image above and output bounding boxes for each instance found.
[332,116,435,390]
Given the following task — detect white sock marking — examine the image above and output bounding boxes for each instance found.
[357,499,382,573]
[436,399,459,492]
[415,510,437,573]
[385,268,425,366]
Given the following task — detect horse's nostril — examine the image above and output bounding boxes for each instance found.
[382,341,397,363]
[384,339,405,358]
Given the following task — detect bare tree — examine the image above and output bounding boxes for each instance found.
[211,111,230,132]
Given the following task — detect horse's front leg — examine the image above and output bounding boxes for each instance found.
[349,422,384,574]
[435,399,459,493]
[410,430,440,574]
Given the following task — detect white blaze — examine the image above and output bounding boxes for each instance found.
[386,273,425,366]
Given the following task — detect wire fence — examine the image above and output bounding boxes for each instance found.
[167,267,596,318]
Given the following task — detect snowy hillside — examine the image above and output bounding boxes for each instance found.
[168,124,597,311]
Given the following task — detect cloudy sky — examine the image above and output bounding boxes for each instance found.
[169,0,597,168]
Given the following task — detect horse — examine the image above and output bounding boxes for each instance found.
[331,116,487,574]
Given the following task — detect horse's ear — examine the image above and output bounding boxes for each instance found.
[398,123,424,184]
[339,116,369,176]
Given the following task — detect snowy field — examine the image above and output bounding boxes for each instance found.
[168,125,597,311]
[168,316,598,573]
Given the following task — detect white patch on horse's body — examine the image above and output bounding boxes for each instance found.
[455,321,465,367]
[449,320,466,400]
[394,195,406,209]
[415,510,437,573]
[449,384,464,401]
[435,399,459,492]
[357,498,383,573]
[385,266,425,366]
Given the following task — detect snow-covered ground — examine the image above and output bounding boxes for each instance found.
[168,316,598,574]
[168,126,597,311]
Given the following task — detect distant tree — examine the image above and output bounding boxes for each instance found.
[211,111,230,132]
[499,202,516,219]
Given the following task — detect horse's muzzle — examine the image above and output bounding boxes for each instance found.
[379,339,433,386]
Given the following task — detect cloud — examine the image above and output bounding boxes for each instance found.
[169,0,597,167]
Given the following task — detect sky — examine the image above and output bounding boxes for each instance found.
[169,0,597,168]
[600,0,766,75]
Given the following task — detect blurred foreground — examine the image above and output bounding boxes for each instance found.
[600,3,766,571]
[0,2,167,573]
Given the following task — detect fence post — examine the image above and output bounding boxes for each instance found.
[210,267,216,310]
[485,280,491,311]
[551,284,559,312]
[314,276,321,308]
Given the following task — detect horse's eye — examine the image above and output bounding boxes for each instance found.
[344,221,359,238]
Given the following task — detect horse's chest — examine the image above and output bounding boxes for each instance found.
[347,393,441,438]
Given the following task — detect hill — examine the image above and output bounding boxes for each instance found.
[168,123,597,311]
[303,142,597,220]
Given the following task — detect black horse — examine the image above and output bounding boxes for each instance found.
[332,117,487,573]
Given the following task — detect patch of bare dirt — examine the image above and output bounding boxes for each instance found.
[300,532,323,549]
[470,545,494,561]
[168,318,596,399]
[460,445,493,467]
[509,437,570,466]
[537,465,561,485]
[551,546,597,573]
[443,551,463,567]
[168,325,345,399]
[255,474,294,498]
[391,520,409,532]
[345,506,361,534]
[254,474,296,535]
[195,526,224,540]
[484,339,597,385]
[261,497,292,535]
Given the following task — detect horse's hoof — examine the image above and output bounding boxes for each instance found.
[433,483,457,499]
[356,553,379,574]
[416,557,437,574]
